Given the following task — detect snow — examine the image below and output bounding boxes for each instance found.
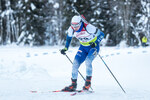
[1,9,13,17]
[53,3,59,9]
[31,3,36,10]
[25,0,28,3]
[0,46,150,100]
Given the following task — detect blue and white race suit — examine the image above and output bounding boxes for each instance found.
[64,22,105,79]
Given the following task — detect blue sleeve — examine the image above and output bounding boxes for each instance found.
[65,35,72,49]
[96,30,105,44]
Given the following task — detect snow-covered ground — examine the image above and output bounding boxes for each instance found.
[0,45,150,100]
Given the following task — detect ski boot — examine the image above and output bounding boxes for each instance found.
[62,78,77,92]
[83,76,92,90]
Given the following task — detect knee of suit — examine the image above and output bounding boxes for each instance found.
[85,60,93,76]
[73,58,81,67]
[85,59,92,67]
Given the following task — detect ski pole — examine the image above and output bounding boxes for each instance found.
[65,54,93,91]
[98,54,126,94]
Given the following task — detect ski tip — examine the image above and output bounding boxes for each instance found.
[53,90,62,92]
[70,93,77,96]
[30,91,37,93]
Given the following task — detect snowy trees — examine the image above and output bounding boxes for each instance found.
[0,0,149,46]
[62,0,150,46]
[0,0,17,44]
[0,0,55,46]
[16,0,49,46]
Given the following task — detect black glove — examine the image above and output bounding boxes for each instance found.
[89,42,97,48]
[60,48,68,55]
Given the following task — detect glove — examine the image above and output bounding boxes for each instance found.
[60,48,68,55]
[89,42,97,48]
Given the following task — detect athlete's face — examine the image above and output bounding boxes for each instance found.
[71,22,81,31]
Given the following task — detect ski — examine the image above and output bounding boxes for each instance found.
[30,90,94,96]
[70,90,94,96]
[53,90,75,92]
[30,90,76,93]
[30,90,51,93]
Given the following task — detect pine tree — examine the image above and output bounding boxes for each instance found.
[17,0,48,45]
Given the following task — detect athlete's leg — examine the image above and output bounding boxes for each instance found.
[85,46,99,77]
[72,45,87,79]
[82,46,99,90]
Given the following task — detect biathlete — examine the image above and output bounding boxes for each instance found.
[60,15,105,91]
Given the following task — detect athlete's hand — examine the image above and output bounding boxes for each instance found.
[60,48,68,55]
[89,42,97,48]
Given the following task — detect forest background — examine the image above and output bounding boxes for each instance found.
[0,0,149,47]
